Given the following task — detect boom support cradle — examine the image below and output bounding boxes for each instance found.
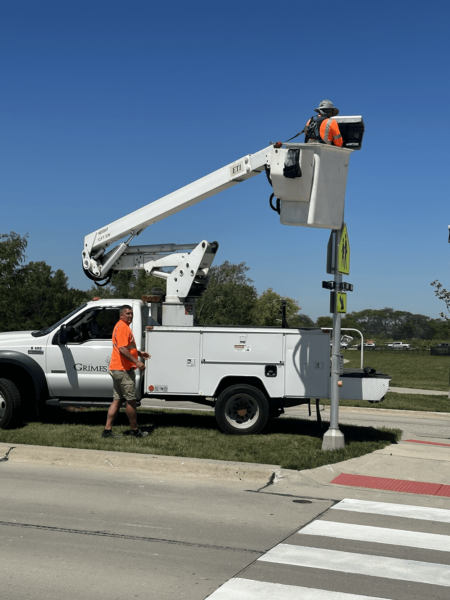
[112,240,218,303]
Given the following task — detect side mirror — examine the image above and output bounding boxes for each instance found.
[58,325,68,345]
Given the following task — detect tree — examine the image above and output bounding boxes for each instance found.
[316,316,333,328]
[0,232,87,332]
[431,280,450,321]
[0,231,28,280]
[335,308,435,341]
[196,261,257,326]
[430,318,450,340]
[0,232,29,331]
[8,262,87,332]
[290,313,315,328]
[86,270,166,300]
[251,288,301,327]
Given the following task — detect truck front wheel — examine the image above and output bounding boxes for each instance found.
[215,384,269,435]
[0,378,22,429]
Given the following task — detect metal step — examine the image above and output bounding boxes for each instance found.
[45,399,141,408]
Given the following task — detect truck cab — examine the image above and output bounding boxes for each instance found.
[0,299,145,428]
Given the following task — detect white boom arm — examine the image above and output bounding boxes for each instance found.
[82,146,271,281]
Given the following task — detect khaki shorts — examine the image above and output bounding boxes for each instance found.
[109,369,136,402]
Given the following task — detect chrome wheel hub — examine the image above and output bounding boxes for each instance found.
[224,393,260,430]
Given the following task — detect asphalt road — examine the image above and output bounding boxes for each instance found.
[3,458,450,600]
[2,404,450,599]
[0,462,332,600]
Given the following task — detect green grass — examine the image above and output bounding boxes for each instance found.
[323,392,450,412]
[0,407,401,471]
[345,350,450,391]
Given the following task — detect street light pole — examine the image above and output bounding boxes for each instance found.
[322,227,345,450]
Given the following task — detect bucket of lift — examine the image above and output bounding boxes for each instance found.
[269,116,364,230]
[270,143,352,230]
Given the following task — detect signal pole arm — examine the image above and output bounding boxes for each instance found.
[82,146,271,281]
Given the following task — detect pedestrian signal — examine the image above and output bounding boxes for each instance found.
[338,224,350,275]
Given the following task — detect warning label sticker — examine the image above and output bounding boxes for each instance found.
[234,345,251,352]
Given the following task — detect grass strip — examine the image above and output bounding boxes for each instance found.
[0,407,401,471]
[345,350,450,391]
[322,392,450,413]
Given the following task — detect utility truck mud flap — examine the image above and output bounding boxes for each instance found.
[338,369,391,403]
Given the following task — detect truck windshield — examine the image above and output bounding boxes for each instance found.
[31,303,88,338]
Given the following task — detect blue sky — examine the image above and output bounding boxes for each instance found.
[2,0,449,321]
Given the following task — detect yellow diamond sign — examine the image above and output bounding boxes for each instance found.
[336,292,347,314]
[338,224,350,275]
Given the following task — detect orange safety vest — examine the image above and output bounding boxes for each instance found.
[305,116,343,147]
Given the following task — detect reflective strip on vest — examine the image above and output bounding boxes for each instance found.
[324,119,332,144]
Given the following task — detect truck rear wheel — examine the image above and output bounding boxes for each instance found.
[0,378,22,429]
[215,384,269,435]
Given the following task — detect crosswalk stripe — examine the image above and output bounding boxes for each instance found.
[207,578,390,599]
[299,520,450,552]
[332,498,450,523]
[258,544,450,586]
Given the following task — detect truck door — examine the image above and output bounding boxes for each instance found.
[46,306,120,397]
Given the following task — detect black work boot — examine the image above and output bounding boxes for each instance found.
[102,429,122,439]
[129,428,149,438]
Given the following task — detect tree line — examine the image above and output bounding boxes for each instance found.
[1,232,449,343]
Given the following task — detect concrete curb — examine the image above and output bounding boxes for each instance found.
[337,406,450,419]
[0,442,280,484]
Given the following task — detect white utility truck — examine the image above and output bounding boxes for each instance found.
[0,119,391,433]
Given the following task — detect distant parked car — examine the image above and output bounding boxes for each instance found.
[330,340,349,350]
[357,342,376,350]
[431,343,450,355]
[387,341,410,350]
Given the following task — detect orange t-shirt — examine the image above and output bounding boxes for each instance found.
[109,320,138,371]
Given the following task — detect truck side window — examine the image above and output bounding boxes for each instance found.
[66,308,120,343]
[94,308,120,339]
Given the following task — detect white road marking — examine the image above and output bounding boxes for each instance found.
[299,520,450,552]
[258,544,450,586]
[124,523,173,530]
[332,498,450,523]
[206,578,390,599]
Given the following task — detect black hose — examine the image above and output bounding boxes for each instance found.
[269,193,280,215]
[82,262,114,287]
[94,274,113,287]
[265,164,272,187]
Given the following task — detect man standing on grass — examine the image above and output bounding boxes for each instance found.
[102,305,151,439]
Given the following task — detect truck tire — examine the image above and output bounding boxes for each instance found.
[0,378,22,429]
[215,384,270,435]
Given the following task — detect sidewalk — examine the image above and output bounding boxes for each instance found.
[271,432,450,505]
[389,386,448,396]
[298,435,450,488]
